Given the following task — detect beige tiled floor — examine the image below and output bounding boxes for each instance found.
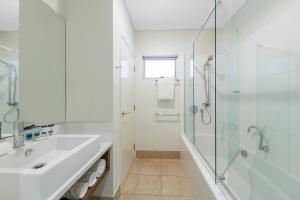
[120,159,191,200]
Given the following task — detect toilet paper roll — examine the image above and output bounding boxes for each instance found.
[80,171,97,187]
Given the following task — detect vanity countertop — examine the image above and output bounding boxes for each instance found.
[0,134,112,200]
[51,141,112,200]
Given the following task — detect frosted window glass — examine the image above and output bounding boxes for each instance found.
[144,59,176,78]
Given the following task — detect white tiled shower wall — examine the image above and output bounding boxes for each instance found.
[233,0,300,177]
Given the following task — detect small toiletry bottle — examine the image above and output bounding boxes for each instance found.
[33,127,42,139]
[23,124,36,141]
[41,125,48,136]
[48,124,55,135]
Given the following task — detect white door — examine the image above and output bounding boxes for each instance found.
[120,38,135,185]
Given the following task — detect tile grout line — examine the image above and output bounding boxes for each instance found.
[122,158,192,199]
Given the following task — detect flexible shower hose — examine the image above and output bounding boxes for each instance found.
[200,106,212,125]
[3,105,19,123]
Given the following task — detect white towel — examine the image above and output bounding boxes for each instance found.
[64,182,88,200]
[91,159,106,178]
[79,171,97,187]
[157,78,174,100]
[0,142,12,157]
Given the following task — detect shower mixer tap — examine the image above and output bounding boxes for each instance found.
[247,125,269,152]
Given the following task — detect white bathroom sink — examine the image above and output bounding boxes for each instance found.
[0,134,101,200]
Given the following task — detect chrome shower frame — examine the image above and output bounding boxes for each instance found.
[200,55,213,125]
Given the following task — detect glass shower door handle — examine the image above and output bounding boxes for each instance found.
[189,105,199,114]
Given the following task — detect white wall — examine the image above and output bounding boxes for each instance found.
[43,0,67,16]
[65,0,135,197]
[20,0,66,124]
[112,0,136,189]
[65,0,113,123]
[135,30,195,151]
[95,0,136,197]
[0,32,18,50]
[65,0,114,197]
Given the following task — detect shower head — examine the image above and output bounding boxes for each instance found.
[204,55,214,67]
[207,55,214,61]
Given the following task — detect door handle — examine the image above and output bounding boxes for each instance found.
[122,112,130,116]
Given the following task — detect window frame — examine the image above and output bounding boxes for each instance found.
[143,55,178,80]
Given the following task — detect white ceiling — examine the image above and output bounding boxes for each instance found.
[0,0,246,32]
[124,0,247,31]
[124,0,215,31]
[0,0,19,31]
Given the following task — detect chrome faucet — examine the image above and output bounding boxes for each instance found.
[13,121,25,148]
[247,125,269,152]
[247,125,259,133]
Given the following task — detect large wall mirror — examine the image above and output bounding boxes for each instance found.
[0,0,66,139]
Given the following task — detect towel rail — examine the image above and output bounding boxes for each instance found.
[155,77,180,82]
[155,78,180,86]
[155,113,180,117]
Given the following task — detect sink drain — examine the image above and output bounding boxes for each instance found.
[32,162,46,169]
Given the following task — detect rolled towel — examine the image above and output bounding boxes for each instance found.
[64,182,88,200]
[80,171,97,187]
[91,159,106,178]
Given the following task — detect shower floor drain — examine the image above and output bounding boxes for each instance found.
[32,162,47,169]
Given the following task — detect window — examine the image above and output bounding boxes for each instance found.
[143,56,177,79]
